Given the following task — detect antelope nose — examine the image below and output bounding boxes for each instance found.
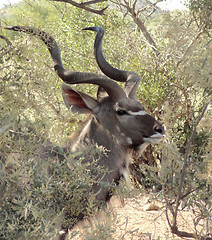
[154,126,165,134]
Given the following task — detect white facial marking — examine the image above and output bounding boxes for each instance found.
[150,133,165,139]
[121,132,125,137]
[143,133,164,144]
[116,125,120,132]
[126,137,133,145]
[128,110,147,116]
[138,142,149,154]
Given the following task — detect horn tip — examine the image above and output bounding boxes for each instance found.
[4,26,14,30]
[3,26,23,31]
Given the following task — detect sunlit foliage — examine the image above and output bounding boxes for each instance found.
[0,0,211,238]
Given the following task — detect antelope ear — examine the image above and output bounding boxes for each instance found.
[61,83,98,114]
[97,86,108,101]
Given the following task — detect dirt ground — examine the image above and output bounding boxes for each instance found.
[67,194,204,240]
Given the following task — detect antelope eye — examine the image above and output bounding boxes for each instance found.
[116,109,129,116]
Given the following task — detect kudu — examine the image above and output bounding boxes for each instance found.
[5,26,165,239]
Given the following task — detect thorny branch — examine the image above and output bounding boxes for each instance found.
[166,103,211,240]
[50,0,108,15]
[170,82,191,122]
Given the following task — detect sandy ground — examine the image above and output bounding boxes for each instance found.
[66,194,206,240]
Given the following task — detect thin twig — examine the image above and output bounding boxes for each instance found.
[170,82,191,122]
[112,0,159,55]
[171,103,209,238]
[176,27,205,67]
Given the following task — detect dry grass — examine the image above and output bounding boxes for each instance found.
[67,194,209,240]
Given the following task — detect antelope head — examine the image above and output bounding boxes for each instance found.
[5,26,165,152]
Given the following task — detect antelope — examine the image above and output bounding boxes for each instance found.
[5,26,165,239]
